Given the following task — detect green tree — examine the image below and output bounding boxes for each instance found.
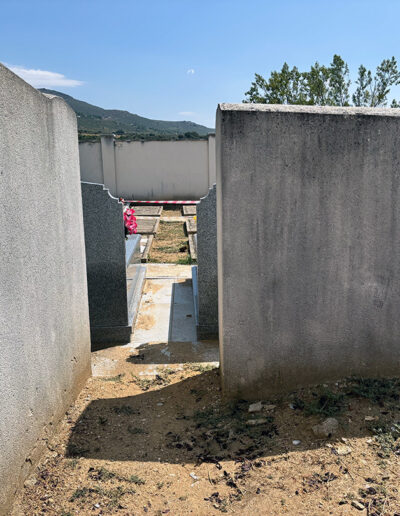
[327,54,350,106]
[352,57,400,107]
[244,55,399,107]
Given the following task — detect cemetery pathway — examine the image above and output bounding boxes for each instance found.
[11,264,400,515]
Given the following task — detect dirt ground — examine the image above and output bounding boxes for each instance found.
[10,269,400,516]
[11,341,400,515]
[161,207,182,218]
[149,220,192,264]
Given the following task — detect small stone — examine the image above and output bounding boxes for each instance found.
[248,401,262,413]
[263,404,276,411]
[365,416,376,421]
[24,477,37,488]
[351,500,365,510]
[336,445,352,456]
[246,418,267,426]
[292,440,301,446]
[157,402,164,406]
[189,472,199,481]
[312,418,339,438]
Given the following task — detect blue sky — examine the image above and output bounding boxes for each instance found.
[1,0,399,128]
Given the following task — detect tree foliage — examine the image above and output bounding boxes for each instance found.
[244,55,400,107]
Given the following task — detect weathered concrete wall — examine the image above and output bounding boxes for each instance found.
[196,184,218,339]
[0,64,91,513]
[208,135,216,186]
[217,103,400,399]
[79,142,104,184]
[79,136,216,200]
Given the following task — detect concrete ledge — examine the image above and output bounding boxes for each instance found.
[127,264,146,329]
[219,102,400,117]
[126,234,142,267]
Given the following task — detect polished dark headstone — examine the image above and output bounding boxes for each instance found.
[81,182,145,349]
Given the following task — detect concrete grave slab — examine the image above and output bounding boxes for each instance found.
[135,216,160,235]
[133,205,163,217]
[182,205,197,216]
[185,217,197,234]
[188,233,197,261]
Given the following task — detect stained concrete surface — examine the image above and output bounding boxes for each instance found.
[92,264,219,379]
[217,103,400,398]
[0,64,91,513]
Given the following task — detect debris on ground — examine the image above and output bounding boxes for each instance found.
[312,417,339,438]
[10,274,400,515]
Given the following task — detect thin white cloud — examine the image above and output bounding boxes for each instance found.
[8,65,84,87]
[186,68,195,75]
[179,111,196,116]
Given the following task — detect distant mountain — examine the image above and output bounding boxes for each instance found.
[39,89,214,139]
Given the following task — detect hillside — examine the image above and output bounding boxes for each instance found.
[39,89,214,139]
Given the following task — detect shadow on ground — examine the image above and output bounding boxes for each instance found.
[66,370,400,465]
[127,340,219,365]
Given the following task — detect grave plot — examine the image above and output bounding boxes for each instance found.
[149,220,192,264]
[125,204,198,263]
[128,205,162,263]
[141,205,197,264]
[135,216,160,263]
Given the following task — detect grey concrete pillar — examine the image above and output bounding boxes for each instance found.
[100,135,117,196]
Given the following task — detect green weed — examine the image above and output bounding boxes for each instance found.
[299,389,345,417]
[347,377,400,404]
[113,405,137,416]
[100,373,125,383]
[129,475,145,485]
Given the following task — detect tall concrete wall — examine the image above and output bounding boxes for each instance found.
[0,64,91,513]
[217,103,400,399]
[79,135,216,200]
[79,141,104,184]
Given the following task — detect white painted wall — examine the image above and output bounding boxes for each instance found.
[0,64,91,512]
[79,135,216,200]
[79,141,103,184]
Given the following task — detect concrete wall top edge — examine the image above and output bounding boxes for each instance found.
[218,102,400,118]
[113,139,211,146]
[0,63,76,120]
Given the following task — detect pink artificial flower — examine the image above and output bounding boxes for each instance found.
[123,205,137,234]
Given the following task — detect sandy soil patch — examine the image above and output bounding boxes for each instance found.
[11,340,400,515]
